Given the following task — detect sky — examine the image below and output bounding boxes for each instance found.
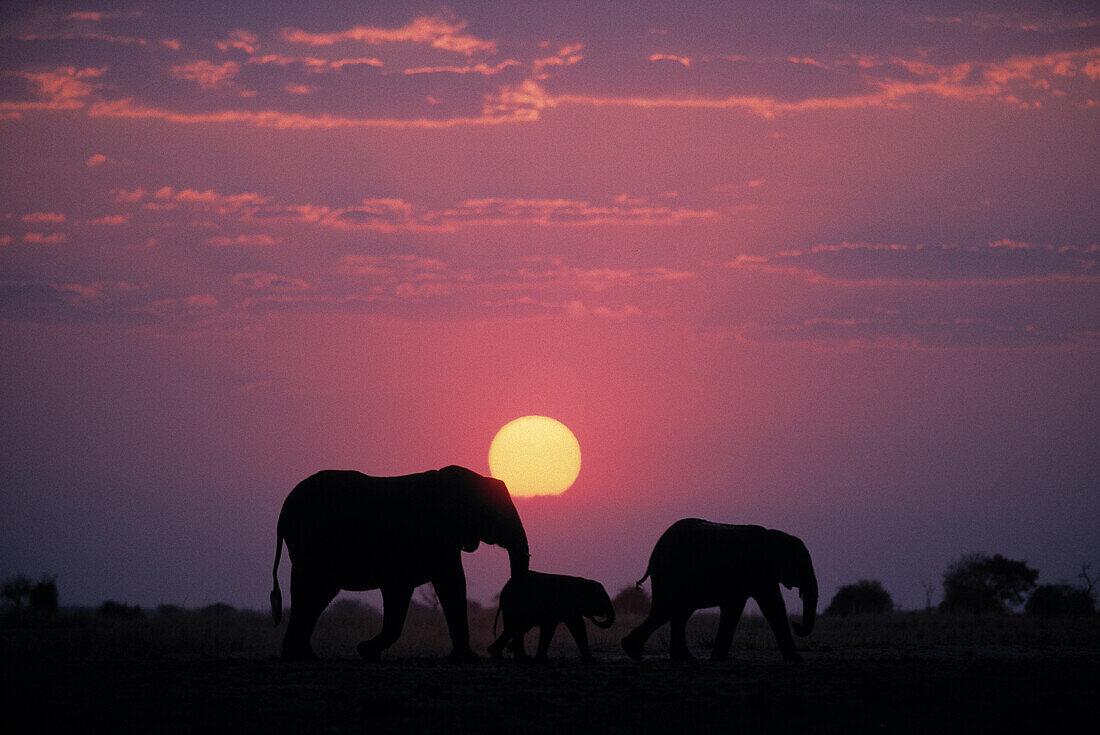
[1,1,1097,616]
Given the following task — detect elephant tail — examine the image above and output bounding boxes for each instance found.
[270,530,284,627]
[635,568,651,590]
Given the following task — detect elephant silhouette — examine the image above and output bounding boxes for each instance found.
[487,571,616,661]
[271,466,529,662]
[622,518,817,662]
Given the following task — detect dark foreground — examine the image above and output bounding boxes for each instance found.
[6,649,1097,733]
[2,611,1097,733]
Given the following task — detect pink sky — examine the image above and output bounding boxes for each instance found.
[1,1,1097,612]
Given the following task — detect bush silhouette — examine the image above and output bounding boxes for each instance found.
[29,575,58,613]
[98,601,145,620]
[2,575,33,608]
[825,579,894,616]
[1025,584,1095,617]
[940,553,1038,614]
[611,585,650,616]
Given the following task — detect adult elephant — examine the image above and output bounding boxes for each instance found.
[271,465,529,662]
[622,518,817,662]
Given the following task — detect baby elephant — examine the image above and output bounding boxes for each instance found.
[488,571,615,661]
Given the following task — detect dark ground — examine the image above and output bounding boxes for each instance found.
[2,610,1097,733]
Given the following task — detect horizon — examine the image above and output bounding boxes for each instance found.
[1,1,1097,616]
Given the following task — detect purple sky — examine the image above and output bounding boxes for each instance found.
[1,1,1097,614]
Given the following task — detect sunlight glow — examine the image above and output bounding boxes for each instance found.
[488,415,581,497]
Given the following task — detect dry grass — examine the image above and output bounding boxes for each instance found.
[3,603,1096,662]
[3,605,1097,733]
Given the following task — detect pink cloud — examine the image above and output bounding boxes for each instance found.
[88,214,130,225]
[87,97,535,129]
[23,232,67,244]
[204,234,280,246]
[533,44,584,78]
[85,153,109,167]
[403,60,519,75]
[22,212,66,224]
[217,30,259,55]
[283,83,314,95]
[169,60,241,90]
[281,15,496,57]
[231,271,309,290]
[649,54,692,67]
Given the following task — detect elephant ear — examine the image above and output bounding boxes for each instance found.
[768,530,802,588]
[437,466,487,551]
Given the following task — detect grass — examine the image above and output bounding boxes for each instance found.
[2,602,1096,662]
[2,604,1097,733]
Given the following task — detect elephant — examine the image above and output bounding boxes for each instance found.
[270,465,529,663]
[621,518,817,662]
[487,571,615,662]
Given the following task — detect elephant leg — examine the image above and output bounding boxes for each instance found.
[668,607,696,662]
[281,565,337,661]
[487,629,510,659]
[357,584,413,662]
[565,616,593,661]
[711,596,747,661]
[535,622,557,661]
[756,585,801,661]
[512,629,529,660]
[622,604,672,661]
[432,556,479,663]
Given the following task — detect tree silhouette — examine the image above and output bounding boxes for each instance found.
[2,575,32,608]
[824,579,894,616]
[1025,584,1095,616]
[611,584,650,616]
[939,553,1038,614]
[29,575,58,613]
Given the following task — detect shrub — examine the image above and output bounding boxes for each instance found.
[939,553,1038,614]
[200,603,236,617]
[612,585,651,616]
[29,575,58,613]
[1025,584,1095,617]
[98,601,145,620]
[2,575,33,608]
[825,580,894,616]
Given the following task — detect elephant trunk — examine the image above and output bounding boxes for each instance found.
[505,524,530,578]
[793,575,818,637]
[590,609,616,629]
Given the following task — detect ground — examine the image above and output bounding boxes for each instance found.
[2,608,1096,733]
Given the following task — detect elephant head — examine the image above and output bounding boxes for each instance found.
[583,579,616,629]
[440,465,530,577]
[772,532,817,637]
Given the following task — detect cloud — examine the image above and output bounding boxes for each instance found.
[203,234,280,246]
[242,193,716,232]
[23,232,67,244]
[231,271,309,290]
[21,212,66,224]
[280,15,497,56]
[247,55,385,73]
[2,67,106,116]
[217,30,259,55]
[86,97,536,129]
[736,317,1084,350]
[727,241,1098,285]
[88,214,130,225]
[650,54,692,68]
[169,60,241,90]
[403,60,520,76]
[85,153,109,167]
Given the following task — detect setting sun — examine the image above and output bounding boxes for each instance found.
[488,416,581,497]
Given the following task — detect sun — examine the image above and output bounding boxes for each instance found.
[488,415,581,497]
